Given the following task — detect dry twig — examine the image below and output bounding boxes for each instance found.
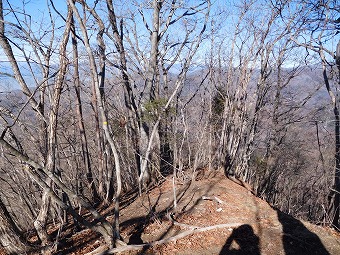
[97,222,244,254]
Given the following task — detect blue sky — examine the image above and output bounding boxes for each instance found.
[1,0,338,91]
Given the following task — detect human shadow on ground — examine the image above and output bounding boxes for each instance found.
[219,224,260,255]
[276,209,330,255]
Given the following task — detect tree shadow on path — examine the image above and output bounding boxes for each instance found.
[219,224,260,255]
[276,209,330,255]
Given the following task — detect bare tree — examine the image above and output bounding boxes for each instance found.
[0,0,118,252]
[289,0,340,228]
[105,0,211,192]
[0,189,29,254]
[70,10,100,203]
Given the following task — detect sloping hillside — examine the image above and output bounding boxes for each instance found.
[1,171,339,255]
[60,171,340,254]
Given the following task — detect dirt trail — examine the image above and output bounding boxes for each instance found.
[98,171,340,255]
[2,171,339,255]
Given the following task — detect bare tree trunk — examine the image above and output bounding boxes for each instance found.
[70,14,99,203]
[106,0,141,185]
[213,8,247,175]
[159,116,173,176]
[34,6,72,252]
[0,0,67,251]
[332,104,340,229]
[93,94,106,199]
[106,0,143,196]
[105,145,115,202]
[0,196,28,254]
[330,41,340,228]
[68,0,122,245]
[0,135,116,249]
[138,0,163,188]
[34,191,51,247]
[317,45,340,228]
[0,0,39,110]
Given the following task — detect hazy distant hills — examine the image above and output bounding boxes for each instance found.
[0,61,333,115]
[0,61,44,91]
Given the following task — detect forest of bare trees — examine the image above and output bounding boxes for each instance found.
[0,0,339,254]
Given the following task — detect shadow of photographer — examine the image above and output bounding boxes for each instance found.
[276,209,330,255]
[219,224,260,255]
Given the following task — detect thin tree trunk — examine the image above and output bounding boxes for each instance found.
[320,41,340,228]
[0,136,115,249]
[34,191,51,247]
[68,0,122,245]
[107,0,141,184]
[139,0,162,187]
[0,196,28,254]
[332,40,340,228]
[70,14,99,203]
[332,105,340,228]
[34,7,72,251]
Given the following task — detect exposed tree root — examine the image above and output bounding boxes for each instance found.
[94,222,244,254]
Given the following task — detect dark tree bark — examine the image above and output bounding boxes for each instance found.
[331,40,340,228]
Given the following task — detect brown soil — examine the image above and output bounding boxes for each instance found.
[1,171,340,255]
